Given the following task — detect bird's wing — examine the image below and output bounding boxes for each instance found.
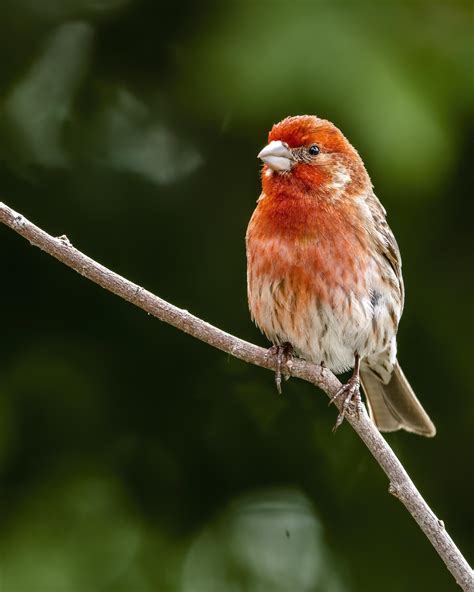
[367,192,405,310]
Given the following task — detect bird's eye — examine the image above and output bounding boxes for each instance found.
[308,144,320,156]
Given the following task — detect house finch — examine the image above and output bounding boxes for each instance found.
[246,115,436,436]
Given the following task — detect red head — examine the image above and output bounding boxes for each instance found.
[258,115,370,197]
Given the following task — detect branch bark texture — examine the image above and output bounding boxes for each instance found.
[0,201,472,591]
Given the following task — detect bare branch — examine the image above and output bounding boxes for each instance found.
[0,201,472,591]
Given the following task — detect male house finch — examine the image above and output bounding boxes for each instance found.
[246,115,436,436]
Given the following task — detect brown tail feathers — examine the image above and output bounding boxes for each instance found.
[360,361,436,437]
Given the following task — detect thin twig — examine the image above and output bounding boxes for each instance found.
[0,201,472,591]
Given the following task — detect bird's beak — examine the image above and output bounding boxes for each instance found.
[258,140,294,172]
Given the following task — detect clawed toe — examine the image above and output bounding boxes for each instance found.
[268,343,294,394]
[330,378,362,432]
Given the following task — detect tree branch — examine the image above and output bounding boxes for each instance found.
[0,201,472,591]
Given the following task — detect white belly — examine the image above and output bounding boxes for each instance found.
[249,268,400,375]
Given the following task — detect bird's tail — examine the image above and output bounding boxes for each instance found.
[360,361,436,437]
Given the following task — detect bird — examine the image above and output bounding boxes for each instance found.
[246,115,436,436]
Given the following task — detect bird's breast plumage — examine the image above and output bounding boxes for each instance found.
[246,189,402,373]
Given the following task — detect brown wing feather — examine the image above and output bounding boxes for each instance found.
[366,191,404,310]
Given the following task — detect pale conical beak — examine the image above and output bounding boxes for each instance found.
[257,140,294,171]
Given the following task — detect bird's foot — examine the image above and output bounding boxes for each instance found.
[329,375,362,432]
[268,342,294,394]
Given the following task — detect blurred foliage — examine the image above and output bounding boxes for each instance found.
[0,1,473,591]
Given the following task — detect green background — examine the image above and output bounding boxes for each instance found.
[0,1,472,591]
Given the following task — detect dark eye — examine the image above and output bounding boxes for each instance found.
[308,144,320,156]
